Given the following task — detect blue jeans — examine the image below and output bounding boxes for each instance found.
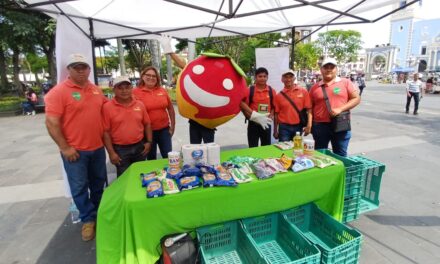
[147,127,172,160]
[113,141,146,177]
[278,123,303,142]
[312,122,351,157]
[62,147,107,223]
[406,92,419,113]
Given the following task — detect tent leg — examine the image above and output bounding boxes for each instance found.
[89,18,99,85]
[290,27,295,70]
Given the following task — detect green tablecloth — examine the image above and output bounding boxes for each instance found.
[97,146,345,264]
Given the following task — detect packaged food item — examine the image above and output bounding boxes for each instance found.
[273,141,294,150]
[252,160,275,180]
[309,155,337,168]
[292,157,315,172]
[141,171,158,187]
[227,156,258,165]
[278,154,293,170]
[166,167,183,179]
[264,158,287,173]
[229,168,253,183]
[215,166,237,186]
[202,173,217,187]
[293,132,304,156]
[168,151,181,169]
[237,162,253,174]
[221,162,238,170]
[182,164,202,177]
[303,139,315,155]
[146,180,164,198]
[161,178,180,194]
[177,176,201,191]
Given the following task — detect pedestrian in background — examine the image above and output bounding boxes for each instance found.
[102,76,153,177]
[357,73,366,96]
[274,70,312,141]
[133,66,175,160]
[309,58,360,157]
[44,53,107,241]
[405,73,424,115]
[23,87,38,115]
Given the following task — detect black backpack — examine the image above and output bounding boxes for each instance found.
[248,85,274,110]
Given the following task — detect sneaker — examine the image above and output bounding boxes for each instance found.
[405,110,409,114]
[81,221,96,241]
[32,110,36,115]
[413,112,418,115]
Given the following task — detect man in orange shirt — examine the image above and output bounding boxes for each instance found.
[243,67,275,147]
[274,70,312,141]
[45,54,107,241]
[102,76,153,177]
[309,58,360,156]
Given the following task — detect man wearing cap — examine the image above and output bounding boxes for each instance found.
[274,70,312,141]
[309,58,360,156]
[405,73,424,115]
[45,53,107,241]
[102,76,153,177]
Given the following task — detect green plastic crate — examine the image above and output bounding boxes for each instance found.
[282,203,362,264]
[342,195,361,223]
[348,155,385,214]
[197,220,267,264]
[241,213,321,264]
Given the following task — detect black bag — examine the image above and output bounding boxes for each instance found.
[320,85,351,133]
[331,111,351,133]
[280,91,308,127]
[158,233,197,264]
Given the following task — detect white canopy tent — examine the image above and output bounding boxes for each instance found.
[20,0,420,82]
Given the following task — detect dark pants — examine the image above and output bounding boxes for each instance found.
[359,85,365,96]
[189,119,215,144]
[113,141,146,177]
[61,147,107,223]
[147,127,172,160]
[311,122,351,157]
[406,92,419,114]
[247,121,271,147]
[278,123,303,142]
[22,102,35,113]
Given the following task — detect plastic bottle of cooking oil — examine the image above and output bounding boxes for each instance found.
[293,132,303,156]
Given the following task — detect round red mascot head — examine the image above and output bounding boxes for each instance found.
[176,53,248,129]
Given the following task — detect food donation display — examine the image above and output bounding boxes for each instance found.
[139,141,338,198]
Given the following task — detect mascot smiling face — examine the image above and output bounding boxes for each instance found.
[176,54,247,129]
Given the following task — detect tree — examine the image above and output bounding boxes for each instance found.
[315,29,362,64]
[123,39,152,73]
[294,42,320,73]
[26,52,48,85]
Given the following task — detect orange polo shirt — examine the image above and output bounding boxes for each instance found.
[245,85,275,113]
[133,86,171,130]
[274,86,311,125]
[44,79,107,151]
[309,77,355,122]
[102,98,151,145]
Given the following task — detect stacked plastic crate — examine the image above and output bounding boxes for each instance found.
[348,155,385,214]
[317,150,364,223]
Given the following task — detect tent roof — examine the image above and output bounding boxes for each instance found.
[21,0,418,41]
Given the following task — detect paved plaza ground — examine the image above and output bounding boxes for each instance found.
[0,80,439,264]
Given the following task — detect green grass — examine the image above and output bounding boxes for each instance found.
[0,96,23,111]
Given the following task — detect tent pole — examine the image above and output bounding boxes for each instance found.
[88,18,98,85]
[291,27,295,70]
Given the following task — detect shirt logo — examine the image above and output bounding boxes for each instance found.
[333,87,341,94]
[72,92,81,101]
[133,106,141,111]
[297,94,303,98]
[157,93,164,96]
[92,89,100,95]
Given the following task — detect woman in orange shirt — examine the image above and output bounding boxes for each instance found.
[133,66,176,160]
